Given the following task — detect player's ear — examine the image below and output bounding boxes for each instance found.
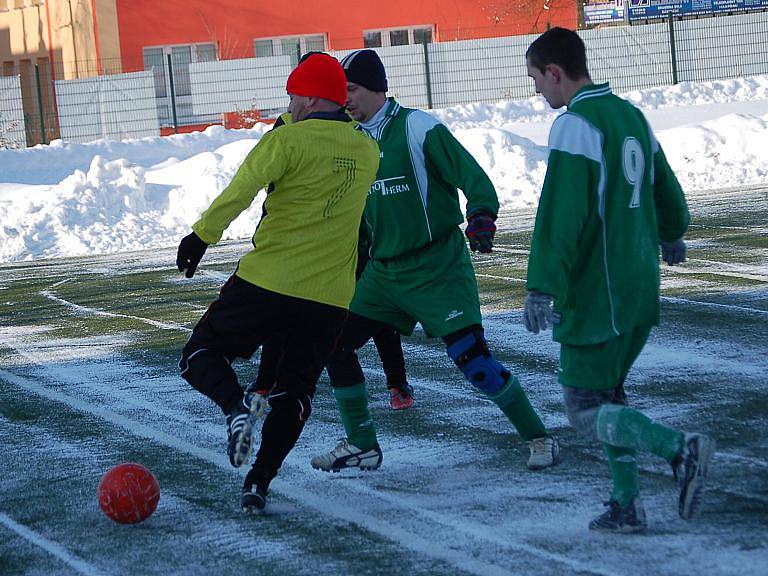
[546,64,561,83]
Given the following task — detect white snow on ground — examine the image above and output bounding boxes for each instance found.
[1,75,767,263]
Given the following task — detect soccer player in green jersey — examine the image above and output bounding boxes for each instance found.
[175,54,379,512]
[312,49,560,473]
[523,28,715,533]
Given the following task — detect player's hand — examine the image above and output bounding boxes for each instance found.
[523,291,554,334]
[465,210,497,253]
[660,238,687,266]
[176,232,208,278]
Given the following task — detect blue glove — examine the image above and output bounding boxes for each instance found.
[660,238,687,266]
[523,291,554,334]
[176,232,208,278]
[465,210,497,253]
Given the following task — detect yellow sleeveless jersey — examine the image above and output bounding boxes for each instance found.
[193,115,380,308]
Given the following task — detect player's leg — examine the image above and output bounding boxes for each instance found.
[312,263,417,471]
[242,297,347,510]
[248,332,287,396]
[595,403,714,520]
[592,323,714,519]
[179,276,271,468]
[372,327,413,410]
[311,312,388,472]
[406,231,558,468]
[443,325,559,469]
[562,384,646,533]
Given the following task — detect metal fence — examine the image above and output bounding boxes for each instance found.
[1,11,767,148]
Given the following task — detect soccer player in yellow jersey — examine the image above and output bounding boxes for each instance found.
[175,53,380,512]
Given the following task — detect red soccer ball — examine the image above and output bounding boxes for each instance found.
[98,463,160,524]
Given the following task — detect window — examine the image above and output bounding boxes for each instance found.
[363,26,433,48]
[142,43,217,126]
[363,31,382,48]
[253,34,326,66]
[389,30,409,46]
[143,43,216,99]
[254,40,274,58]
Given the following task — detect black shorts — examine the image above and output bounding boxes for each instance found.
[183,275,346,398]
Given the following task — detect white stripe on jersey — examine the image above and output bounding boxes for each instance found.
[548,112,603,163]
[548,111,619,336]
[405,110,441,243]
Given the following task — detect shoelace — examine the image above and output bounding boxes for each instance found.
[529,437,550,455]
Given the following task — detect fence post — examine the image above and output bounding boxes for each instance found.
[422,39,433,110]
[34,64,47,145]
[668,14,679,85]
[167,53,179,134]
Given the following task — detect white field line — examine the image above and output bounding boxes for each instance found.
[481,243,768,284]
[0,512,111,576]
[475,273,526,283]
[310,473,619,575]
[660,296,768,316]
[661,266,768,282]
[713,451,768,469]
[7,341,223,440]
[482,246,531,255]
[0,367,597,576]
[474,272,768,315]
[41,288,192,333]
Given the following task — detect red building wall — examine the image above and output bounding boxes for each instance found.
[116,0,577,69]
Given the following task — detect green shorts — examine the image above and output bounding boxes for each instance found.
[558,325,652,390]
[351,228,482,338]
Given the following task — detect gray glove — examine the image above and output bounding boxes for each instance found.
[523,291,554,334]
[660,238,687,266]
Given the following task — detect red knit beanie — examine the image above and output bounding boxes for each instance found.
[286,53,347,106]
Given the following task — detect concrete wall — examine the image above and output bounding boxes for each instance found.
[114,0,577,69]
[0,0,121,80]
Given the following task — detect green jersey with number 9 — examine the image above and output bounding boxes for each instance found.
[526,82,689,345]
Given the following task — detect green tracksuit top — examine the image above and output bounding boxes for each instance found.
[192,111,380,309]
[526,83,689,345]
[358,98,499,260]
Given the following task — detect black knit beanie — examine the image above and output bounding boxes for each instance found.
[340,49,388,92]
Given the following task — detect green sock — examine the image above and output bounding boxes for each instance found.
[604,444,640,506]
[487,376,547,440]
[596,404,684,462]
[333,383,377,451]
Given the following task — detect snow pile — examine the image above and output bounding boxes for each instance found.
[660,112,768,190]
[1,75,767,263]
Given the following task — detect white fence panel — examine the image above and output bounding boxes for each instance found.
[580,22,672,92]
[429,34,539,108]
[189,56,292,116]
[0,75,27,148]
[56,71,159,143]
[676,12,768,82]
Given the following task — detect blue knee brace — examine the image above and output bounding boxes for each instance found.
[446,332,510,395]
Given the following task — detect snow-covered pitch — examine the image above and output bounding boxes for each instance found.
[0,77,766,575]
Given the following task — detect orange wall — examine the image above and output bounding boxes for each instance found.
[116,0,576,69]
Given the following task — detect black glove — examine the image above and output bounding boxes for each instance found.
[465,210,497,253]
[660,238,687,266]
[176,232,208,278]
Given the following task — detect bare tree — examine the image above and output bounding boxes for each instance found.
[198,11,243,60]
[475,0,562,32]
